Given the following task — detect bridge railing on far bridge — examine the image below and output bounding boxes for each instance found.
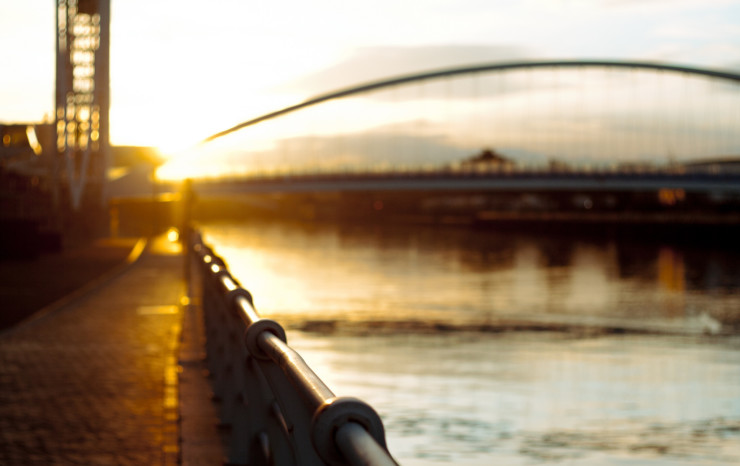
[189,231,397,466]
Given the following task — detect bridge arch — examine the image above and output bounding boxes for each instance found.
[204,60,740,142]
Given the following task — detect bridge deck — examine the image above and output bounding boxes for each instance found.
[0,235,222,465]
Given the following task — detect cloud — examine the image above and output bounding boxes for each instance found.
[654,22,740,41]
[602,0,737,10]
[637,42,740,72]
[275,45,534,97]
[253,129,472,170]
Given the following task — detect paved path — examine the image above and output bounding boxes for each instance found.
[0,235,222,465]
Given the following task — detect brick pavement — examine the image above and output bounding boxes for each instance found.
[0,235,223,465]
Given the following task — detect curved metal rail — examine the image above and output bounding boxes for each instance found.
[204,59,740,142]
[190,231,397,465]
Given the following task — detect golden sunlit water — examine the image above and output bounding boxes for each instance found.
[199,219,740,465]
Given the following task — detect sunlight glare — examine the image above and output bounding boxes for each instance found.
[167,227,180,243]
[157,137,199,161]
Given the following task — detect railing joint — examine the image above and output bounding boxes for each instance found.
[312,396,390,465]
[244,319,287,360]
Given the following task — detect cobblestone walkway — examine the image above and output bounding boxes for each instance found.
[0,236,186,465]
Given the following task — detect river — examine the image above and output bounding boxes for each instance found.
[199,220,740,465]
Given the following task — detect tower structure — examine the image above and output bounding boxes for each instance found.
[55,0,110,211]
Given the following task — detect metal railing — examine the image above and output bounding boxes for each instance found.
[189,231,397,465]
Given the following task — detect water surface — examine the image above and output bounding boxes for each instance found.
[200,220,740,464]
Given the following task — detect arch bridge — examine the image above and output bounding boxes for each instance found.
[159,59,740,223]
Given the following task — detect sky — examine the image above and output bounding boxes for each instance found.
[1,0,740,152]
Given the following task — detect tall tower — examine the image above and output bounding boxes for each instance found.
[55,0,110,211]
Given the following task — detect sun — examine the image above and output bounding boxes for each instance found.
[156,136,199,162]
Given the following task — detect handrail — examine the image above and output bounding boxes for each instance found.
[189,230,397,465]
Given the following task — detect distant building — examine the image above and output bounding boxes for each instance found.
[0,124,43,160]
[548,159,572,172]
[460,148,516,170]
[682,157,740,174]
[0,123,54,181]
[1,123,61,258]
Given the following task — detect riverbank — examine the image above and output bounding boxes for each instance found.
[0,237,140,330]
